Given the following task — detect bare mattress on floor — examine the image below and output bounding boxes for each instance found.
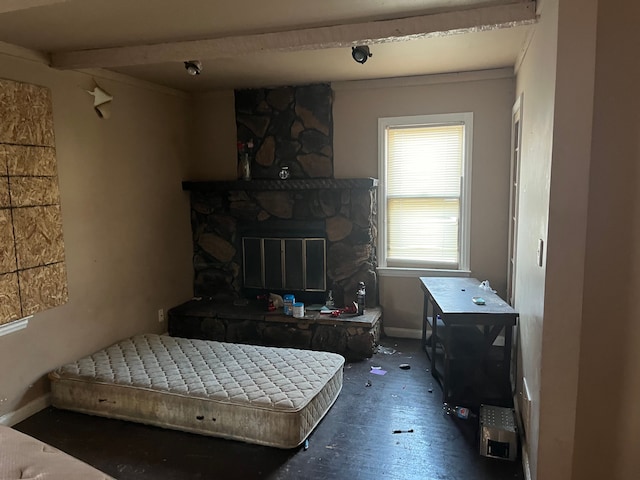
[49,334,344,448]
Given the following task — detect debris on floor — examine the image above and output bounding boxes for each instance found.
[443,404,473,420]
[392,429,414,434]
[370,366,387,375]
[365,379,372,387]
[399,363,411,370]
[376,345,396,355]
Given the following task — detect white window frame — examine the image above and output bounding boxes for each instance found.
[377,112,473,276]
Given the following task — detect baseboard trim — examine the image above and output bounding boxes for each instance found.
[0,394,51,427]
[383,327,422,339]
[513,393,532,480]
[522,442,532,480]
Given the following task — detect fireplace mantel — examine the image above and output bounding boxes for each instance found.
[182,178,378,192]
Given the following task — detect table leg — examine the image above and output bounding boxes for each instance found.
[421,294,430,355]
[503,324,514,398]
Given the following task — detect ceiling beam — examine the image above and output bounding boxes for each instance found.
[0,0,68,14]
[52,1,537,70]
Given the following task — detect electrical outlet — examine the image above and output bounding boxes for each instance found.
[158,308,165,323]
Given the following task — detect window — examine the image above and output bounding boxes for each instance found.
[378,113,472,271]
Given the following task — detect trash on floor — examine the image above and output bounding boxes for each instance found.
[376,345,396,355]
[392,429,414,434]
[399,363,411,370]
[365,379,372,387]
[443,403,473,420]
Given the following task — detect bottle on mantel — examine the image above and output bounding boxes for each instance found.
[237,140,252,181]
[356,282,366,316]
[239,153,250,181]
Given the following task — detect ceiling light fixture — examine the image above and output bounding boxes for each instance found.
[184,60,202,75]
[351,46,372,64]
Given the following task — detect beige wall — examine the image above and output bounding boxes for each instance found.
[186,90,237,180]
[185,74,515,336]
[514,0,598,478]
[538,0,597,477]
[334,73,514,333]
[512,6,557,472]
[572,0,640,478]
[0,48,194,421]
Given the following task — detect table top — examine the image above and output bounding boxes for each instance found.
[419,277,517,318]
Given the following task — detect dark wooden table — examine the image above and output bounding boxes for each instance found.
[420,277,518,408]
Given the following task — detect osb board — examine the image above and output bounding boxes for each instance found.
[0,79,54,147]
[0,145,7,207]
[0,178,8,207]
[19,263,68,317]
[0,273,21,325]
[0,79,66,324]
[9,177,60,207]
[2,144,57,176]
[12,205,65,270]
[0,209,16,274]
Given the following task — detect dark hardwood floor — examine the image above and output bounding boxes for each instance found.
[14,337,524,480]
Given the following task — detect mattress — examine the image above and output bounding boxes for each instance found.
[0,425,114,479]
[49,334,344,449]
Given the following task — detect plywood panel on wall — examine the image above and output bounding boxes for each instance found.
[0,80,55,147]
[0,79,67,326]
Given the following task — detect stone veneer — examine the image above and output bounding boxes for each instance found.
[168,299,382,360]
[183,178,378,308]
[235,84,333,179]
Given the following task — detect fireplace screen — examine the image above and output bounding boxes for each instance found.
[242,237,326,292]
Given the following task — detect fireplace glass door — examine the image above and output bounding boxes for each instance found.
[242,237,326,292]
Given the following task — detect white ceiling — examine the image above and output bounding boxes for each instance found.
[0,0,536,91]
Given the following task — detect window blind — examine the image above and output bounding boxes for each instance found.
[386,124,464,268]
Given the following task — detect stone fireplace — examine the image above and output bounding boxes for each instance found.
[183,178,378,307]
[169,83,381,358]
[173,177,381,359]
[184,82,378,306]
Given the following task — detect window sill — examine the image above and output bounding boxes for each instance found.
[0,317,31,337]
[377,267,471,278]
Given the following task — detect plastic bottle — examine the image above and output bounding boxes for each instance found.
[325,290,334,308]
[356,282,366,316]
[283,294,295,316]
